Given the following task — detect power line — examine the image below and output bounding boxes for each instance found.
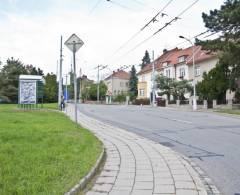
[90,0,103,14]
[111,0,174,56]
[119,0,200,58]
[107,0,133,11]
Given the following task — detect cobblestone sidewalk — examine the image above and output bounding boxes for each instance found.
[66,105,220,195]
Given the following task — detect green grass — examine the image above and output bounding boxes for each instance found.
[0,104,102,195]
[42,103,58,110]
[215,109,240,115]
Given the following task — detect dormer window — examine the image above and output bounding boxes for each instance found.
[178,56,185,63]
[163,62,168,67]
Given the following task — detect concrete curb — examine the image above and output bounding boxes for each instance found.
[64,144,106,195]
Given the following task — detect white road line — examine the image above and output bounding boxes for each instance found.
[172,118,193,124]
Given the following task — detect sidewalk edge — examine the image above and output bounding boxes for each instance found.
[64,142,106,195]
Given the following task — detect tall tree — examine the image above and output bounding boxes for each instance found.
[0,58,27,103]
[196,64,229,101]
[0,58,44,103]
[156,75,192,101]
[196,0,240,97]
[43,73,58,103]
[141,50,151,69]
[129,65,138,98]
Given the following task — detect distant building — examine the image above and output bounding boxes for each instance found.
[137,46,218,99]
[104,69,130,97]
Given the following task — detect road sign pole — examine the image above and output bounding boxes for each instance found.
[64,34,84,123]
[73,42,78,123]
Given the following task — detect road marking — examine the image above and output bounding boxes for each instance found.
[172,118,193,124]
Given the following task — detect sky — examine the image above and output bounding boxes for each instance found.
[0,0,225,81]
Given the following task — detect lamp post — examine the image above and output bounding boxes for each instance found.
[179,35,197,111]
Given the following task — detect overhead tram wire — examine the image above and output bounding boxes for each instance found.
[106,0,134,11]
[111,0,174,56]
[119,0,200,58]
[90,0,103,14]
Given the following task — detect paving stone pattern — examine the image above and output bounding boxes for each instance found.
[66,105,218,195]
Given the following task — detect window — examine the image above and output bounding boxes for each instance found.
[126,82,129,87]
[118,90,120,94]
[139,89,145,97]
[165,69,171,78]
[179,68,185,78]
[114,90,116,95]
[178,56,185,63]
[120,82,123,87]
[195,67,201,76]
[163,62,168,67]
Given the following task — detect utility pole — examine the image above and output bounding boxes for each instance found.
[65,74,68,102]
[58,36,63,110]
[97,65,100,103]
[79,68,82,103]
[95,65,107,103]
[152,50,156,107]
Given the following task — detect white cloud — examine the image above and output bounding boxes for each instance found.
[0,0,225,80]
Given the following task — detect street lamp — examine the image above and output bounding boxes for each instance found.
[179,35,197,111]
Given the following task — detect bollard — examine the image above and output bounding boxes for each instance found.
[203,100,208,109]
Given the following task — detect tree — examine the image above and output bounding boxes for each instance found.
[0,58,27,103]
[196,0,240,95]
[88,81,107,101]
[43,73,58,103]
[141,50,151,69]
[129,65,138,99]
[156,75,192,100]
[196,64,229,101]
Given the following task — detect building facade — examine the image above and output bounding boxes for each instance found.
[104,69,130,97]
[137,46,218,99]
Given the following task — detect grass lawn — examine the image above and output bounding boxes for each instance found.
[215,109,240,115]
[0,104,102,195]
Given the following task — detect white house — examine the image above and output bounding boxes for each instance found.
[137,46,218,100]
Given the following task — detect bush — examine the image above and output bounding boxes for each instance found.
[114,94,126,103]
[133,98,150,105]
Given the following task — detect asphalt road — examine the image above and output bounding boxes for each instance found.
[77,104,240,195]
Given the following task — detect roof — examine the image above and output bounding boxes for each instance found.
[19,75,44,81]
[105,70,130,80]
[138,48,179,75]
[137,46,217,76]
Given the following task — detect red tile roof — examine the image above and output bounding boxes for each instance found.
[105,70,130,80]
[137,46,217,76]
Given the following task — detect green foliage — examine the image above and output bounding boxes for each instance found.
[141,50,151,69]
[43,73,58,103]
[197,0,240,95]
[196,63,229,100]
[87,81,107,101]
[129,65,138,98]
[114,93,127,103]
[0,58,44,103]
[156,75,192,100]
[0,105,102,195]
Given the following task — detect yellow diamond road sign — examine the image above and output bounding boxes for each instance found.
[65,34,84,52]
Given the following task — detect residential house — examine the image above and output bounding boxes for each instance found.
[137,46,218,99]
[104,69,130,97]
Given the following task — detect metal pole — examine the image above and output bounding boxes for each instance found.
[152,50,156,107]
[58,36,63,109]
[97,65,100,103]
[65,74,68,102]
[73,41,78,123]
[192,44,197,111]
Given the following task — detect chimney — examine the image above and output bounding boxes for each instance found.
[163,48,168,53]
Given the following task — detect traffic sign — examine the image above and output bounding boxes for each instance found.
[64,34,84,52]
